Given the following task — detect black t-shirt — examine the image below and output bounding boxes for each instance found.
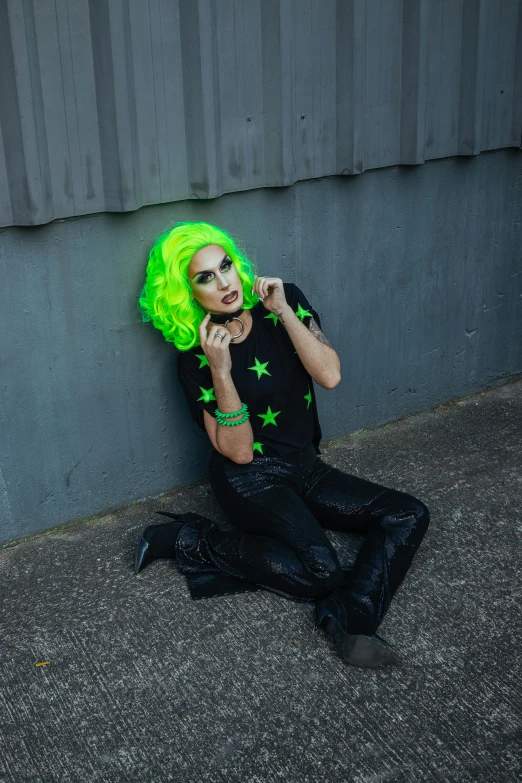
[177,283,323,458]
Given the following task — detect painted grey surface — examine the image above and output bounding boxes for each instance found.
[0,0,521,227]
[1,149,521,543]
[1,380,521,782]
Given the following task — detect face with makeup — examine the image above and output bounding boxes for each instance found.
[188,244,244,315]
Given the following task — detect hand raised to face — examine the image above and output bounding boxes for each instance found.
[198,313,233,375]
[251,276,287,313]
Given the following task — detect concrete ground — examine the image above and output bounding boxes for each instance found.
[1,378,521,783]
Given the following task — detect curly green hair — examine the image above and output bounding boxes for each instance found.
[139,221,258,351]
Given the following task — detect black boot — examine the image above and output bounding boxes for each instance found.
[314,601,401,668]
[134,513,183,574]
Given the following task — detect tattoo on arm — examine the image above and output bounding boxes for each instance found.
[274,311,333,348]
[309,318,333,347]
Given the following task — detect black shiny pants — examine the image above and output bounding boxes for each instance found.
[175,444,430,636]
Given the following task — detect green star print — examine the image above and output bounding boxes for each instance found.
[248,357,271,380]
[195,353,209,369]
[257,406,280,427]
[252,442,264,455]
[264,312,278,326]
[197,386,216,403]
[296,303,313,321]
[304,387,312,409]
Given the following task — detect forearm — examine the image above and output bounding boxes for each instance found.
[211,369,254,460]
[276,304,341,388]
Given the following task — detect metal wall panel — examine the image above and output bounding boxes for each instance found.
[0,0,521,227]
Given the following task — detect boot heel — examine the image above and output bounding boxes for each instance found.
[313,604,332,630]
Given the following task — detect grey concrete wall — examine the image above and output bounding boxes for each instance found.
[1,149,521,543]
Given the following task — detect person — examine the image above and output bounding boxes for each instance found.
[136,221,430,668]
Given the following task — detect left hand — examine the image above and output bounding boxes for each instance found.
[251,276,287,313]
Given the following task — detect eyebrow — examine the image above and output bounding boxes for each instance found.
[191,254,229,280]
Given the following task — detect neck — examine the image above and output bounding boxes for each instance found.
[207,306,244,324]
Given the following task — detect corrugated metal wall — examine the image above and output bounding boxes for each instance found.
[0,0,521,228]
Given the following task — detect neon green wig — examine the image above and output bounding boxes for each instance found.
[139,221,258,351]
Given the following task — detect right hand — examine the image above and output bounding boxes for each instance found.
[198,314,232,375]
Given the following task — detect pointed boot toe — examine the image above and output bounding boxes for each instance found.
[335,628,402,668]
[314,604,401,668]
[134,537,154,574]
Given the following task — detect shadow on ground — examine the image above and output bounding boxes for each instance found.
[1,379,521,783]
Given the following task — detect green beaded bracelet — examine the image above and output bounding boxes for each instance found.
[215,405,248,419]
[215,403,248,420]
[216,411,250,427]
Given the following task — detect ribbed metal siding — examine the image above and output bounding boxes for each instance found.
[0,0,520,227]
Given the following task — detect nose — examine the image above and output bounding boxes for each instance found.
[216,271,231,290]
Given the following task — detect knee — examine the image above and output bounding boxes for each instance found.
[412,497,430,534]
[300,546,343,600]
[397,496,430,539]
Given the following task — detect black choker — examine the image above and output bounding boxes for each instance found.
[208,307,244,324]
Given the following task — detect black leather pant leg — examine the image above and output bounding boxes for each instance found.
[303,460,430,635]
[176,453,344,602]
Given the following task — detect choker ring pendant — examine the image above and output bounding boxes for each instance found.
[225,317,245,341]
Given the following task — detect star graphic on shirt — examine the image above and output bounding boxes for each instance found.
[248,357,271,380]
[252,442,264,455]
[257,405,280,427]
[195,353,209,369]
[296,303,313,321]
[304,386,312,409]
[197,386,216,403]
[264,312,278,326]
